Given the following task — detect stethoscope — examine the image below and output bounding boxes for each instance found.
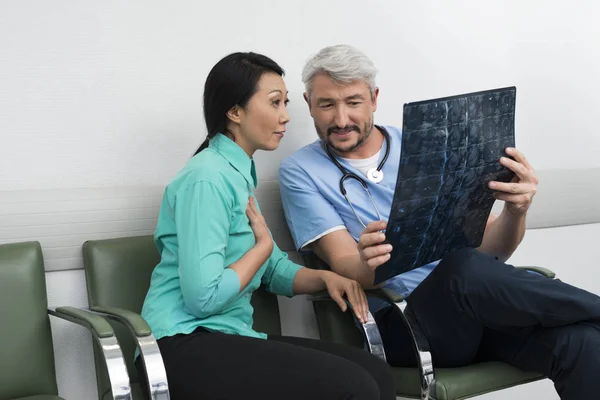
[324,125,391,228]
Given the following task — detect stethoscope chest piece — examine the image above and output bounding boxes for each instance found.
[367,168,384,184]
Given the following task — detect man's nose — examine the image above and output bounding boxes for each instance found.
[334,105,349,127]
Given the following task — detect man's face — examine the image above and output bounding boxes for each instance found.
[305,73,379,156]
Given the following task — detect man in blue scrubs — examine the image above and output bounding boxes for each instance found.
[279,44,600,399]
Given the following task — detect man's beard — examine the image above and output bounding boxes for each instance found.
[317,119,375,154]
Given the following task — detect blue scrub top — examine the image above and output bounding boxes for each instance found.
[279,125,439,304]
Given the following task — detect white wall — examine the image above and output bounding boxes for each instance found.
[2,0,600,193]
[2,1,600,399]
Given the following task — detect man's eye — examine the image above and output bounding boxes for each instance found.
[349,102,361,106]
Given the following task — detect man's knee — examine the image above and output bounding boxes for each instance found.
[436,247,490,280]
[554,323,600,373]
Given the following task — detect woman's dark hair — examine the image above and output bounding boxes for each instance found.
[193,52,285,155]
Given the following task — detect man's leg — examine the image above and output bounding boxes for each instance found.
[478,322,600,399]
[374,305,421,367]
[375,252,487,367]
[386,247,600,367]
[428,248,600,330]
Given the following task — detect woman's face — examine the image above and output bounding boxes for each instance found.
[233,72,290,156]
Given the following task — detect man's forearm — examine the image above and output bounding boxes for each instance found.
[478,206,527,262]
[312,242,378,289]
[311,227,393,290]
[329,253,379,289]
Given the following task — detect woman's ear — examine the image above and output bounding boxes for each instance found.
[226,105,242,125]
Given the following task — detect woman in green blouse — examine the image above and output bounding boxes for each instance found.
[139,52,395,400]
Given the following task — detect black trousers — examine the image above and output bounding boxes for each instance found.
[375,247,600,400]
[137,327,396,400]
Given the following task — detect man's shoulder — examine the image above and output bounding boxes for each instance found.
[381,124,402,138]
[280,139,325,172]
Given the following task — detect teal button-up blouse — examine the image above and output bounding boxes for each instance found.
[141,133,301,340]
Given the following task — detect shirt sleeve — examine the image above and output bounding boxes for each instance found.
[279,157,346,251]
[174,181,241,318]
[261,241,302,297]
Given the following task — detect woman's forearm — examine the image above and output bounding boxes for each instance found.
[292,268,330,295]
[229,241,273,291]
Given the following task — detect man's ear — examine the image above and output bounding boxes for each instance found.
[226,105,242,125]
[303,92,314,116]
[372,87,380,112]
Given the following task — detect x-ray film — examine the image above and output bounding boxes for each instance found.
[374,87,517,285]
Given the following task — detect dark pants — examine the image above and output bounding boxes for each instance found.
[375,247,600,399]
[137,327,396,400]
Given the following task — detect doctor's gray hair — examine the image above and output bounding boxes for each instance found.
[301,44,378,101]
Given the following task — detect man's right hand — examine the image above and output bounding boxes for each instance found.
[358,221,393,270]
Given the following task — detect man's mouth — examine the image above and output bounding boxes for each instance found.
[328,126,359,137]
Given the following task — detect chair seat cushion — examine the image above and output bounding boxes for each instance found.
[392,361,545,400]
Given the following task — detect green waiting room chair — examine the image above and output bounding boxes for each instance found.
[305,252,552,400]
[0,241,132,400]
[82,235,285,399]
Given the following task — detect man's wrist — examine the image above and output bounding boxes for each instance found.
[503,203,529,220]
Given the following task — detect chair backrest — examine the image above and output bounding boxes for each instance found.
[82,235,282,396]
[83,235,159,398]
[0,241,58,399]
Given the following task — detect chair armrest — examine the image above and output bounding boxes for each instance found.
[50,306,114,338]
[305,247,436,399]
[311,288,401,303]
[312,288,435,399]
[89,306,170,399]
[48,307,132,399]
[90,305,152,337]
[517,266,556,279]
[311,289,334,302]
[311,290,387,361]
[365,288,436,399]
[359,288,406,303]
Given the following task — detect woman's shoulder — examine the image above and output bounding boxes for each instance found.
[167,149,234,194]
